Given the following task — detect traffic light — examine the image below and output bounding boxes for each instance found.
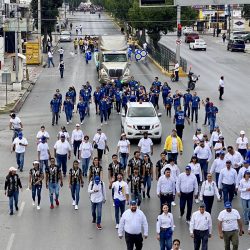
[177,24,182,37]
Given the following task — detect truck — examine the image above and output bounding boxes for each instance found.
[96,35,130,84]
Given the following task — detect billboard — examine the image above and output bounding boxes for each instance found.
[26,42,41,65]
[140,0,174,6]
[175,0,250,6]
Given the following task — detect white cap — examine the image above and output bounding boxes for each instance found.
[33,160,40,165]
[9,167,17,171]
[76,124,80,127]
[240,130,245,135]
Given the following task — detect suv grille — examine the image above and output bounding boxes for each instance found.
[109,69,123,78]
[137,126,150,130]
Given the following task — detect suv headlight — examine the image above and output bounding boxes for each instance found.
[153,123,160,129]
[123,68,130,76]
[127,124,135,129]
[101,68,108,76]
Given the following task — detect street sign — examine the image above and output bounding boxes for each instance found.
[175,0,250,6]
[176,39,182,45]
[140,0,174,7]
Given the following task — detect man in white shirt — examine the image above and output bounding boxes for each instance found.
[174,61,179,82]
[58,47,64,61]
[138,132,153,158]
[225,146,243,173]
[176,166,198,223]
[47,50,54,68]
[54,134,71,176]
[88,176,106,230]
[112,173,129,229]
[9,113,23,141]
[218,202,243,250]
[37,136,51,171]
[118,200,148,250]
[93,128,107,161]
[71,124,84,160]
[11,132,28,172]
[218,76,225,100]
[236,160,250,187]
[218,160,237,204]
[190,203,212,250]
[36,125,50,143]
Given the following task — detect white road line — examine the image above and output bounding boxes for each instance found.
[6,233,15,250]
[17,201,25,217]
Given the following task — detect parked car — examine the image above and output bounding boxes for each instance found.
[189,39,207,51]
[242,33,250,43]
[60,31,72,42]
[182,27,193,35]
[227,39,245,52]
[185,33,199,43]
[121,102,162,143]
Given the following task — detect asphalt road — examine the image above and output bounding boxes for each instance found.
[0,12,249,250]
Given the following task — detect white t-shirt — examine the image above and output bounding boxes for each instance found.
[219,79,225,88]
[236,137,248,150]
[218,209,240,231]
[54,140,71,155]
[171,137,178,153]
[112,180,129,201]
[175,63,179,72]
[10,117,21,129]
[79,142,93,159]
[58,131,70,140]
[93,133,107,150]
[118,139,130,153]
[36,130,50,140]
[37,142,49,160]
[138,138,153,154]
[13,137,28,153]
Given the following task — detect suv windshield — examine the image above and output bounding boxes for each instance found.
[127,107,156,117]
[234,40,245,44]
[103,54,127,62]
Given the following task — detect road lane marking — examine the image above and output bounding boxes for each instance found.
[17,202,25,217]
[6,233,15,250]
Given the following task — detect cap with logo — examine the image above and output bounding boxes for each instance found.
[130,200,137,206]
[185,166,191,171]
[224,201,232,209]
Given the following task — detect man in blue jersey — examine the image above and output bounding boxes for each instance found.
[191,92,200,123]
[50,95,61,126]
[207,102,218,134]
[183,89,192,118]
[76,98,88,124]
[99,96,108,125]
[173,90,182,113]
[173,106,190,139]
[93,86,102,114]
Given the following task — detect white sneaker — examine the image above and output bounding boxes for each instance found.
[72,200,76,206]
[186,220,190,224]
[81,122,83,125]
[171,201,176,206]
[113,202,115,207]
[195,199,199,204]
[115,224,119,229]
[32,201,35,206]
[105,122,108,125]
[37,206,40,210]
[101,123,103,126]
[75,205,78,210]
[67,122,69,125]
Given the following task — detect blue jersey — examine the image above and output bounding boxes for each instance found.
[191,96,200,108]
[161,86,170,97]
[77,102,87,113]
[99,99,108,111]
[50,99,60,113]
[66,90,76,103]
[56,93,62,105]
[175,111,185,125]
[129,93,137,102]
[152,81,162,88]
[149,93,156,104]
[205,102,210,112]
[94,91,102,103]
[129,80,138,89]
[86,51,92,60]
[122,95,128,106]
[165,97,173,105]
[63,100,73,111]
[115,91,121,102]
[183,93,192,106]
[173,94,181,107]
[207,106,218,119]
[81,90,91,102]
[153,89,160,96]
[115,80,122,90]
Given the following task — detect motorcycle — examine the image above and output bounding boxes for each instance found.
[188,70,199,90]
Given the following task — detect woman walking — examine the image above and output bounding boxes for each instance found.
[117,133,130,169]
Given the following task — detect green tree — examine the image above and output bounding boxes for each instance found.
[243,4,250,21]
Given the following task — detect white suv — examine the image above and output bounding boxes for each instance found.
[121,102,162,143]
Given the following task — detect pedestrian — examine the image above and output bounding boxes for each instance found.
[88,176,106,230]
[127,151,144,177]
[66,86,76,112]
[207,103,218,134]
[114,88,122,114]
[54,134,71,177]
[118,200,148,250]
[199,174,221,214]
[155,152,168,181]
[225,146,243,173]
[202,97,210,126]
[85,48,92,64]
[73,38,78,53]
[47,39,51,52]
[57,126,70,141]
[161,158,180,185]
[142,154,153,198]
[138,131,153,158]
[117,133,130,169]
[222,33,226,43]
[47,50,55,68]
[238,170,250,225]
[76,98,87,124]
[165,93,173,117]
[45,158,63,209]
[237,160,250,187]
[92,128,108,161]
[218,76,225,100]
[157,167,176,213]
[99,96,108,125]
[9,113,23,142]
[11,132,28,172]
[71,124,84,160]
[36,125,50,143]
[210,125,222,146]
[4,167,22,215]
[218,202,243,250]
[79,135,93,177]
[93,86,102,114]
[190,203,212,250]
[161,82,171,107]
[193,128,203,149]
[191,92,200,123]
[68,160,84,210]
[112,173,129,229]
[173,106,190,139]
[173,90,182,113]
[29,161,44,210]
[88,157,103,183]
[58,47,64,61]
[79,24,82,34]
[108,154,123,189]
[183,89,192,118]
[176,166,198,223]
[37,136,51,171]
[50,94,61,126]
[156,203,175,250]
[70,22,73,30]
[63,96,74,125]
[174,61,179,82]
[218,160,237,204]
[236,130,248,159]
[58,60,65,78]
[172,239,181,250]
[214,135,226,155]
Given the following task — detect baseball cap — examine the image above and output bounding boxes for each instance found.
[9,167,17,171]
[97,128,102,131]
[219,135,224,139]
[60,134,66,138]
[199,138,205,142]
[41,136,46,142]
[94,176,100,181]
[130,200,137,206]
[18,132,23,136]
[244,170,250,175]
[215,125,219,128]
[197,128,201,131]
[220,150,225,155]
[240,130,245,135]
[224,201,232,209]
[185,166,191,171]
[33,160,40,165]
[199,203,206,208]
[76,124,80,127]
[226,160,231,164]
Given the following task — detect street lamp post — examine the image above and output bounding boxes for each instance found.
[176,5,181,63]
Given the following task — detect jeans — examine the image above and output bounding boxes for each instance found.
[48,57,54,67]
[73,140,81,158]
[91,201,103,224]
[184,104,191,118]
[65,109,73,122]
[56,154,68,175]
[222,183,235,204]
[49,183,59,204]
[193,229,209,250]
[82,157,91,175]
[9,191,19,213]
[180,191,193,221]
[60,69,64,78]
[59,54,63,61]
[208,117,216,133]
[52,112,59,125]
[115,200,125,224]
[191,107,198,122]
[167,152,178,164]
[143,176,152,195]
[219,87,224,100]
[119,153,128,169]
[16,152,25,170]
[40,159,49,171]
[198,158,208,180]
[100,110,107,123]
[97,149,104,161]
[238,149,247,159]
[160,230,172,250]
[32,185,42,205]
[79,111,86,122]
[241,198,250,223]
[71,183,80,205]
[204,112,208,125]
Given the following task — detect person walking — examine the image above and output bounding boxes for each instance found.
[54,134,71,177]
[76,98,88,124]
[58,60,65,78]
[225,146,243,173]
[142,154,153,199]
[93,128,108,161]
[68,160,84,210]
[9,113,23,142]
[99,96,108,125]
[183,89,192,118]
[88,157,103,183]
[173,106,190,139]
[58,47,64,61]
[118,200,148,250]
[63,96,74,125]
[45,158,63,209]
[11,132,28,172]
[138,131,153,158]
[202,97,210,126]
[117,133,130,169]
[50,94,61,126]
[207,103,218,134]
[156,204,175,250]
[176,166,198,223]
[71,124,84,160]
[112,173,129,229]
[236,130,248,159]
[127,151,144,177]
[191,92,200,123]
[174,61,179,82]
[36,125,50,143]
[4,167,22,215]
[190,203,212,250]
[218,202,243,250]
[47,50,55,68]
[88,176,106,230]
[156,152,168,181]
[29,161,44,210]
[199,174,221,214]
[218,76,225,100]
[108,154,123,189]
[37,136,51,171]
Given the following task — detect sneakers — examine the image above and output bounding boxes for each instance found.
[72,200,76,206]
[75,205,78,210]
[67,122,69,125]
[50,204,54,209]
[101,123,103,126]
[37,206,40,210]
[186,220,190,224]
[81,122,83,125]
[147,193,150,198]
[92,219,96,223]
[32,201,36,206]
[104,122,108,125]
[97,224,102,230]
[115,224,119,229]
[10,211,14,215]
[55,199,59,206]
[195,199,199,204]
[171,201,176,206]
[15,206,19,211]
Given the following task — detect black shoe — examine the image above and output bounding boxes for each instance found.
[20,169,23,172]
[10,211,14,215]
[92,219,96,223]
[142,192,145,199]
[52,124,54,126]
[15,206,19,211]
[147,193,150,198]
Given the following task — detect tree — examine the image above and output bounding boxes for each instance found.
[243,4,250,21]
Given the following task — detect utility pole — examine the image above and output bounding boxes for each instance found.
[64,0,66,19]
[176,5,181,63]
[228,4,231,39]
[38,0,41,45]
[15,4,19,83]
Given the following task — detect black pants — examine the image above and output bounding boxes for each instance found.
[184,104,191,118]
[203,195,214,214]
[219,87,224,100]
[97,149,104,161]
[180,191,193,221]
[73,140,81,158]
[191,107,198,123]
[60,69,64,78]
[166,105,172,117]
[52,112,59,125]
[125,232,143,250]
[176,124,184,139]
[160,194,173,213]
[175,71,179,81]
[193,229,209,250]
[155,96,159,109]
[116,101,121,113]
[204,112,208,125]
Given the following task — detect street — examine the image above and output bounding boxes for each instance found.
[0,12,249,250]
